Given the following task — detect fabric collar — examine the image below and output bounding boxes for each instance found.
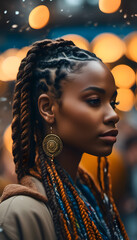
[0,175,48,204]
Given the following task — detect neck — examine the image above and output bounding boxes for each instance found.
[55,146,83,182]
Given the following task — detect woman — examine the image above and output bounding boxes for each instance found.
[0,38,128,240]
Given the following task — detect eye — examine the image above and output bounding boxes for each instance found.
[86,98,101,107]
[110,100,120,109]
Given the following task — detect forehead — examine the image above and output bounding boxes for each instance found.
[61,60,116,97]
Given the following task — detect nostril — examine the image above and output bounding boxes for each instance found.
[103,109,120,125]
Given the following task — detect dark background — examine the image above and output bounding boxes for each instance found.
[0,0,137,52]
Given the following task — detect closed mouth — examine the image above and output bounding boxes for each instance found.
[99,129,118,137]
[99,129,118,143]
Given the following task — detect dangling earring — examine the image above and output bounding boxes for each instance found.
[42,126,63,161]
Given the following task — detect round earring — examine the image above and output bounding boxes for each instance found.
[42,126,63,160]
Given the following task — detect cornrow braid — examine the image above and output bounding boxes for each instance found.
[12,38,128,239]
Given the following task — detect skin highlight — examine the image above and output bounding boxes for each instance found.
[38,60,119,181]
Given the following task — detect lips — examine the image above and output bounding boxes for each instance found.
[99,129,118,144]
[99,129,118,137]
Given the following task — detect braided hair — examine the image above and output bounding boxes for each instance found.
[11,38,128,240]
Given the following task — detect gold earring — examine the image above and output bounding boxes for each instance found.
[42,126,63,160]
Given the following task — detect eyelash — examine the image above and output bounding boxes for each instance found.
[111,101,120,109]
[86,98,120,109]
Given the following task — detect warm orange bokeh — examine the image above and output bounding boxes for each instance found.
[29,5,50,29]
[111,64,135,88]
[99,0,121,14]
[0,47,31,81]
[62,34,91,51]
[0,56,7,81]
[2,56,21,80]
[3,124,12,154]
[135,88,137,110]
[16,46,31,60]
[116,88,135,112]
[80,149,126,200]
[91,33,125,63]
[124,32,137,62]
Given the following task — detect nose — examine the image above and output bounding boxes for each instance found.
[103,105,120,125]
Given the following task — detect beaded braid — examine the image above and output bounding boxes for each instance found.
[11,38,128,240]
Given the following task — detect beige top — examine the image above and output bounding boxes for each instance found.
[0,176,57,240]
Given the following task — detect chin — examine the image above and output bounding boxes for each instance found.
[88,146,113,157]
[99,148,113,157]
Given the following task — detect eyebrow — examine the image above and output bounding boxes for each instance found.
[81,86,118,97]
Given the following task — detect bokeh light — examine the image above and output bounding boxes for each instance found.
[111,64,136,88]
[0,48,22,81]
[3,125,12,154]
[99,0,121,14]
[29,5,50,29]
[62,34,91,51]
[2,48,18,58]
[116,88,135,111]
[65,0,84,7]
[0,56,7,81]
[0,47,31,81]
[80,149,127,199]
[135,88,137,110]
[16,46,31,60]
[90,33,125,63]
[2,56,21,80]
[124,32,137,62]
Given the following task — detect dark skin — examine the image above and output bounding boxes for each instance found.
[38,61,119,181]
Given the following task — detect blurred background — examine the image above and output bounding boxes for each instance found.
[0,0,137,238]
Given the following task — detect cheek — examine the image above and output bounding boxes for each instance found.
[56,99,102,144]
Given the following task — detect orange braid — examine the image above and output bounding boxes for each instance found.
[67,179,102,240]
[51,162,102,239]
[60,213,72,240]
[49,162,79,239]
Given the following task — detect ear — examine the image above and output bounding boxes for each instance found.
[38,93,55,124]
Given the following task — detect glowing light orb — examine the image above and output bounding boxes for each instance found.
[0,57,7,81]
[62,34,91,51]
[29,5,50,29]
[3,48,18,57]
[2,56,21,80]
[3,125,12,154]
[16,46,31,60]
[117,89,135,112]
[111,64,135,88]
[99,0,121,14]
[135,88,137,110]
[124,32,137,62]
[91,33,125,63]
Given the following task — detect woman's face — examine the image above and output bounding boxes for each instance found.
[53,60,119,157]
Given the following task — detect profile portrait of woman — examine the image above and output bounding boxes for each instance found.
[0,38,129,240]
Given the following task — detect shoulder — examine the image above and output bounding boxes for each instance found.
[0,195,56,240]
[0,194,52,220]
